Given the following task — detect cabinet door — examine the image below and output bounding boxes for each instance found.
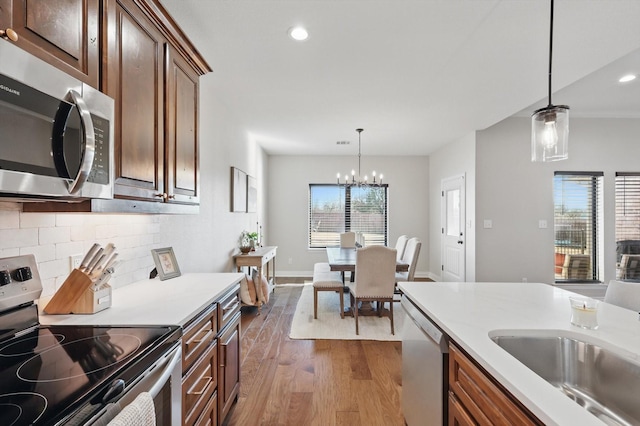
[2,0,99,88]
[105,0,165,201]
[166,45,199,204]
[218,312,240,425]
[448,392,475,426]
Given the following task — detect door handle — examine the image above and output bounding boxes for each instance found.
[66,90,96,194]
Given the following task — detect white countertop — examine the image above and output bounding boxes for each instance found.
[398,281,640,426]
[38,273,244,327]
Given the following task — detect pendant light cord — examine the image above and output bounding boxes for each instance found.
[548,0,554,107]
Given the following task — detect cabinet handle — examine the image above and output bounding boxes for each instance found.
[186,329,212,351]
[0,28,18,42]
[167,194,175,200]
[154,193,167,199]
[222,299,240,315]
[189,375,212,396]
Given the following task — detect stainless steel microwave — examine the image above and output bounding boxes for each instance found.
[0,40,114,201]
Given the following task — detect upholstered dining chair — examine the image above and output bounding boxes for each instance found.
[394,235,409,262]
[347,245,397,335]
[340,232,356,248]
[618,254,640,280]
[605,280,640,311]
[561,254,590,280]
[396,237,421,282]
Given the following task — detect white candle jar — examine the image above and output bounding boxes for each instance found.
[569,296,599,330]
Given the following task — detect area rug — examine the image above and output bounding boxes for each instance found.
[289,283,405,341]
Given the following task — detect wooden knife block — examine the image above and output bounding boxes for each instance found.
[43,269,112,315]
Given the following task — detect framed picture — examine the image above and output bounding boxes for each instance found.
[151,247,181,280]
[247,175,257,212]
[231,167,247,212]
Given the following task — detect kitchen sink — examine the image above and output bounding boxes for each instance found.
[490,331,640,426]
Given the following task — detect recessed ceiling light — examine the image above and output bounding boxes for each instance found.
[288,26,308,41]
[619,74,637,83]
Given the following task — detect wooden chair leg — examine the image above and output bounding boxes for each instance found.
[351,294,359,335]
[390,298,394,335]
[314,288,318,319]
[339,288,344,319]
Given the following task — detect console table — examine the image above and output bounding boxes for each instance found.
[233,246,277,293]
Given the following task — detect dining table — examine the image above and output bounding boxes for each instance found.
[325,247,409,273]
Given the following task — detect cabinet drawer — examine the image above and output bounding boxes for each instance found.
[448,392,475,426]
[449,343,540,425]
[195,390,218,426]
[217,285,240,332]
[183,304,217,374]
[183,340,218,426]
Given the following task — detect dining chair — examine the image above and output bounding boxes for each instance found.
[396,237,421,282]
[395,235,409,262]
[347,245,397,335]
[604,280,640,311]
[618,254,640,280]
[340,232,356,248]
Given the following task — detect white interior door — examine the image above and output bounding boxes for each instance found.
[441,175,466,281]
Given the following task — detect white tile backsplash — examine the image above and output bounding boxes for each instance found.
[0,206,163,297]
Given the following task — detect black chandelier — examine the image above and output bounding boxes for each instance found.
[336,128,384,186]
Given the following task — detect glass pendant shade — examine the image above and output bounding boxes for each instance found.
[531,105,569,162]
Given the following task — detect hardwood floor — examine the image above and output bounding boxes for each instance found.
[224,279,405,426]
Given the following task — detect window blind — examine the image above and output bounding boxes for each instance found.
[309,184,388,248]
[553,172,603,282]
[615,173,640,263]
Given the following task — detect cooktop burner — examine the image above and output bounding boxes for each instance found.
[0,324,179,426]
[0,392,47,425]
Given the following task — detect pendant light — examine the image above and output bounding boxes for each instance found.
[531,0,569,162]
[336,128,383,186]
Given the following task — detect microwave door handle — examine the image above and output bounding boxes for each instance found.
[66,90,95,194]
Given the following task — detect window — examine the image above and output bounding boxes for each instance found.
[615,173,640,281]
[309,184,388,248]
[553,172,603,282]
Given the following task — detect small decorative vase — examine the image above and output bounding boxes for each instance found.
[240,246,252,255]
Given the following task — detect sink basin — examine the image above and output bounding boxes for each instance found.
[490,332,640,425]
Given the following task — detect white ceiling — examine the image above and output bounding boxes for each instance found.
[159,0,640,156]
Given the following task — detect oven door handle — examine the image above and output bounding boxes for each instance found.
[148,345,182,398]
[65,89,96,194]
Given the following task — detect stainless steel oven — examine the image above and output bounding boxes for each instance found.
[0,254,182,426]
[0,40,114,201]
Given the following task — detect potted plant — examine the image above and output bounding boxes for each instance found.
[239,231,252,254]
[247,232,259,250]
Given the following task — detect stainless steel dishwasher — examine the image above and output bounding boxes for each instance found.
[401,295,449,426]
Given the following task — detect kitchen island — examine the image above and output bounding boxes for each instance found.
[39,272,245,426]
[398,281,640,426]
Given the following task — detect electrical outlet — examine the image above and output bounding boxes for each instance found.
[70,254,83,270]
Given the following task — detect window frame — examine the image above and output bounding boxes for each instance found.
[553,171,603,283]
[308,183,389,249]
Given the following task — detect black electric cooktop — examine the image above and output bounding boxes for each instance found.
[0,306,179,426]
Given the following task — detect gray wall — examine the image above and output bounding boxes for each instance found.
[268,155,430,277]
[428,133,477,281]
[475,116,640,285]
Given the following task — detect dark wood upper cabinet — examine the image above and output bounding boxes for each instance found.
[104,0,209,206]
[105,0,166,201]
[166,45,200,204]
[16,0,211,213]
[0,0,100,88]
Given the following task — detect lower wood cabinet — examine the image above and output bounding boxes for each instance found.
[182,284,240,426]
[448,342,542,425]
[218,312,241,423]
